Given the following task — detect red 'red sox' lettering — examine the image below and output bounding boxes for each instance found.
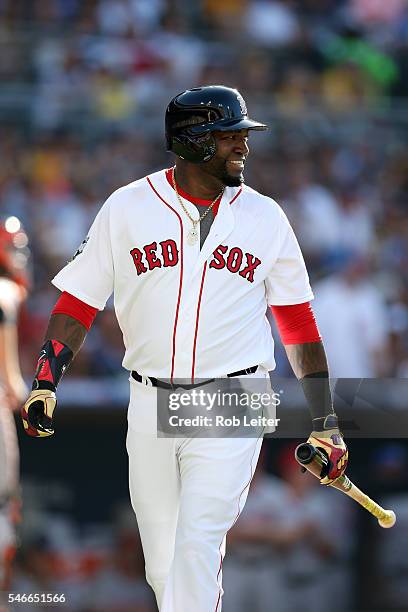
[226,247,243,273]
[239,252,262,283]
[131,241,261,282]
[144,242,162,270]
[130,247,147,275]
[209,245,228,270]
[130,239,179,276]
[160,239,178,267]
[210,245,261,283]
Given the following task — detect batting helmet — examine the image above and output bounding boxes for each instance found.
[0,216,30,288]
[165,85,267,163]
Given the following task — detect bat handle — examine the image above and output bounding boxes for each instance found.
[295,443,330,479]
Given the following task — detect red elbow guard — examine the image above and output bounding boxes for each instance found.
[271,302,321,345]
[51,292,98,331]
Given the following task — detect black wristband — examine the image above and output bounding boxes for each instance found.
[32,339,73,392]
[300,371,337,429]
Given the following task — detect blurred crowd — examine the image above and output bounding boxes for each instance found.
[0,3,406,611]
[0,0,406,381]
[0,1,406,380]
[0,0,407,127]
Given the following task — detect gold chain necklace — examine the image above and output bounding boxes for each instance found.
[172,168,224,246]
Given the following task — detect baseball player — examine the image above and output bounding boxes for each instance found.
[0,216,29,594]
[21,86,348,611]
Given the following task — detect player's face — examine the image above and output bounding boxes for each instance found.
[203,130,249,187]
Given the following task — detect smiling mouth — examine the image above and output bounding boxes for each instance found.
[227,160,245,169]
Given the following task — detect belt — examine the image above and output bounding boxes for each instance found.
[131,366,258,390]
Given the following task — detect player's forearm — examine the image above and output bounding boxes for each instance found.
[285,341,336,427]
[30,314,87,393]
[22,311,91,437]
[44,313,88,356]
[284,340,328,379]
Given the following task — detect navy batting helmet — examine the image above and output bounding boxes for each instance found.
[165,85,267,163]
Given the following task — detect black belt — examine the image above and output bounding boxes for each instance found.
[131,366,258,390]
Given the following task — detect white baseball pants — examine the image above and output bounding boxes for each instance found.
[126,379,264,612]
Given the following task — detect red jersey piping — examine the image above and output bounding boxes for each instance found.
[147,176,184,384]
[191,262,208,383]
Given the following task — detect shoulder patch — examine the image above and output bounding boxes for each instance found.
[69,236,89,263]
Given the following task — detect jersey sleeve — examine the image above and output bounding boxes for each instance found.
[51,199,114,310]
[266,208,314,306]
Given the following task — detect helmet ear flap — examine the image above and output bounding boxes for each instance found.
[171,131,217,163]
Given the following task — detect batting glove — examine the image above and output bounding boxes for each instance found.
[307,426,348,485]
[21,389,56,438]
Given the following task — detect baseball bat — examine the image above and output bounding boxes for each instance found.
[295,443,396,529]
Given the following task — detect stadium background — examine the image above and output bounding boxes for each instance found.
[0,0,407,610]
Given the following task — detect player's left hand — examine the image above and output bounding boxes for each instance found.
[21,389,56,437]
[307,428,348,485]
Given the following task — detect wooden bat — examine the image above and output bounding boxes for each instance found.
[295,443,396,528]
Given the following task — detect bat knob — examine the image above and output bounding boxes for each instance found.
[378,510,396,529]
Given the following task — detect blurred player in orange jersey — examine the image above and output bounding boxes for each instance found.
[0,216,30,594]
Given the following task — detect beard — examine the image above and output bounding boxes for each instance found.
[220,167,244,187]
[204,159,244,187]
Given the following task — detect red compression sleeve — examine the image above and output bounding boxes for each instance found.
[51,292,98,331]
[271,302,321,345]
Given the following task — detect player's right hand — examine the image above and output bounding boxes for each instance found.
[307,428,348,485]
[21,389,56,437]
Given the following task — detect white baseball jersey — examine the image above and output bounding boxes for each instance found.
[52,168,313,381]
